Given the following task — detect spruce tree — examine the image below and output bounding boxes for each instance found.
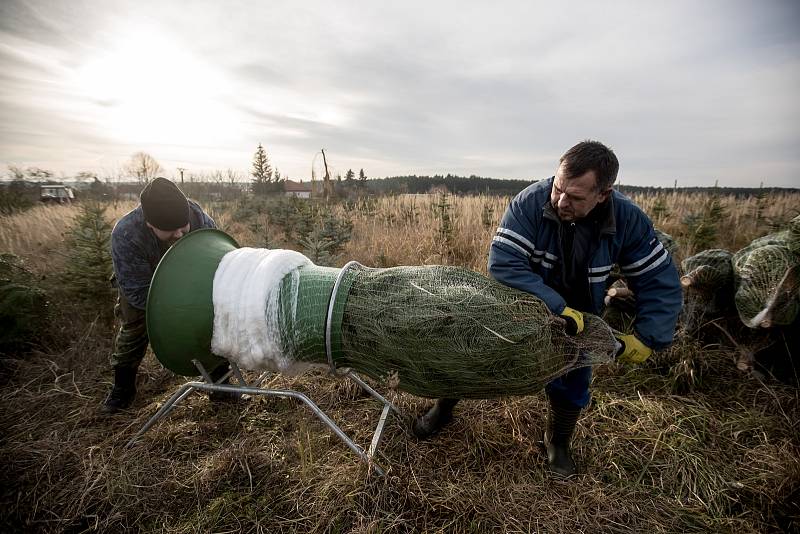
[251,144,273,195]
[0,254,49,350]
[64,202,114,311]
[358,168,368,195]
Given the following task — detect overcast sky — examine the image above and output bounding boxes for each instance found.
[1,0,798,186]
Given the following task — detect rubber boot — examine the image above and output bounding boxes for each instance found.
[207,363,242,404]
[412,398,460,439]
[543,398,582,477]
[102,366,138,414]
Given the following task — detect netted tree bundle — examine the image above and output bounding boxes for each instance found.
[732,215,800,328]
[733,244,799,328]
[655,229,679,256]
[278,263,618,399]
[681,249,734,290]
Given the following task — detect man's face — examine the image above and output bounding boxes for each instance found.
[550,163,611,222]
[147,222,190,245]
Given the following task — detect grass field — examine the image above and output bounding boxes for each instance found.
[0,191,798,533]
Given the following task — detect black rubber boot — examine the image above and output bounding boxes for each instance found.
[543,398,582,477]
[412,398,460,439]
[207,363,242,404]
[102,366,138,414]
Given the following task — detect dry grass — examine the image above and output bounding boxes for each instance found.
[0,201,136,271]
[630,191,800,259]
[1,192,799,533]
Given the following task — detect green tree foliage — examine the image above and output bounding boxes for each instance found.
[84,177,113,201]
[298,230,336,266]
[435,193,455,259]
[481,201,495,231]
[682,192,728,252]
[651,194,670,222]
[0,181,35,214]
[345,169,355,182]
[0,254,49,351]
[358,168,367,195]
[234,196,353,260]
[298,212,353,267]
[251,144,273,196]
[754,182,767,231]
[64,202,114,311]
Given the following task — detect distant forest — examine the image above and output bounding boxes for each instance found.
[2,173,796,201]
[365,174,798,197]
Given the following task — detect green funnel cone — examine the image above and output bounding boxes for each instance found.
[146,229,239,376]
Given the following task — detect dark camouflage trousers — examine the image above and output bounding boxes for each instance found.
[110,288,149,369]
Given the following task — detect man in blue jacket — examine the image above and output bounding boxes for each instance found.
[103,177,224,413]
[413,140,682,476]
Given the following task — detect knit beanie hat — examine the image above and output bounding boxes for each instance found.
[140,177,190,231]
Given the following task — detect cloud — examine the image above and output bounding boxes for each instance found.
[0,0,798,186]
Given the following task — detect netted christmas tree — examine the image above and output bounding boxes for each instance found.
[211,248,619,399]
[334,265,615,398]
[681,249,734,290]
[732,214,800,328]
[679,249,736,331]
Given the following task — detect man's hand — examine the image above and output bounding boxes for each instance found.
[559,307,584,335]
[616,334,653,364]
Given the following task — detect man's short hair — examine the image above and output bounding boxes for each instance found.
[559,140,619,191]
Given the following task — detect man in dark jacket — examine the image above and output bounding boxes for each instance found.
[103,177,220,413]
[413,140,682,477]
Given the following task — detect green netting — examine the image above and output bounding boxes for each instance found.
[734,244,800,327]
[681,249,734,290]
[277,265,339,366]
[277,263,618,399]
[655,229,679,256]
[732,215,800,328]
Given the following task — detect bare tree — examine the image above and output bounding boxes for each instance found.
[225,168,241,185]
[6,165,25,181]
[26,167,54,181]
[75,171,97,183]
[125,152,163,184]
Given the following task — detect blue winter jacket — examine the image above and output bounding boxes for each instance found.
[488,177,682,350]
[111,200,216,310]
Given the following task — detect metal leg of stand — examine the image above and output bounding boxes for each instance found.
[128,360,229,447]
[230,363,248,386]
[194,360,214,384]
[346,371,402,416]
[344,370,410,462]
[127,380,387,475]
[126,382,199,448]
[368,403,393,459]
[250,371,270,388]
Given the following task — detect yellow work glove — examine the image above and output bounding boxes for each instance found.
[559,306,584,336]
[616,334,653,364]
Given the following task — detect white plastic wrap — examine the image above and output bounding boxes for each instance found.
[211,247,321,374]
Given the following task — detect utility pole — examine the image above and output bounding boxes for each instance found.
[177,167,185,185]
[320,149,333,201]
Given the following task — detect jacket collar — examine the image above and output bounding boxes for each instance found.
[540,176,616,235]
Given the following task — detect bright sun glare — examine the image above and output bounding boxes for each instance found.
[73,29,234,147]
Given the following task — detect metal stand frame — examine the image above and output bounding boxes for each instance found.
[129,260,405,474]
[126,360,403,476]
